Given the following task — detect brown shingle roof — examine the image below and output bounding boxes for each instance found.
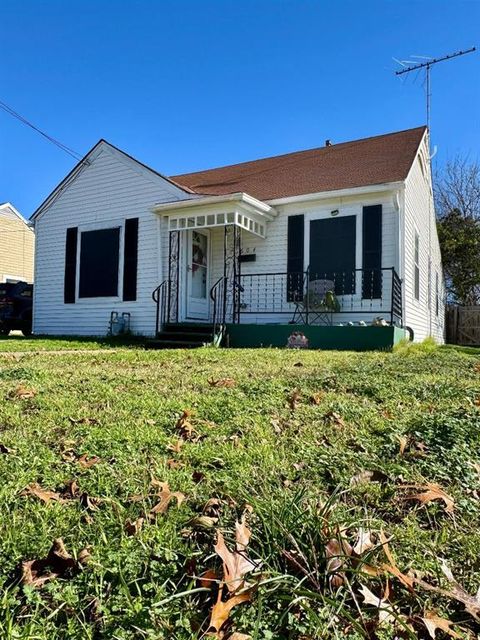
[170,126,426,201]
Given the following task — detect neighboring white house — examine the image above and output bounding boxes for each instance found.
[31,126,444,343]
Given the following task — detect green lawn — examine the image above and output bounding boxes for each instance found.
[0,342,479,639]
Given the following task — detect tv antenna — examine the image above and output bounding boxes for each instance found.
[395,47,476,130]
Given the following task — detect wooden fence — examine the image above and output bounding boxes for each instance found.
[446,306,480,346]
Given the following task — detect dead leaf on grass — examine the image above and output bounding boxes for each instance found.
[19,538,90,588]
[176,410,201,441]
[323,410,346,428]
[198,568,219,588]
[149,481,185,517]
[167,457,184,469]
[9,385,36,400]
[421,611,462,639]
[208,378,236,388]
[325,537,353,588]
[350,470,388,486]
[79,492,101,511]
[397,435,408,456]
[167,439,184,454]
[353,528,375,556]
[20,483,66,504]
[378,530,414,591]
[403,482,455,513]
[309,392,324,405]
[125,517,144,536]
[359,583,395,625]
[228,633,252,640]
[0,443,14,454]
[77,454,101,469]
[288,389,302,410]
[207,590,251,636]
[214,517,256,593]
[68,416,99,426]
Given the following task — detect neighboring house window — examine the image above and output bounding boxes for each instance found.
[435,271,439,316]
[79,228,120,298]
[414,231,420,300]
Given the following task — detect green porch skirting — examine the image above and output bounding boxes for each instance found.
[225,324,407,351]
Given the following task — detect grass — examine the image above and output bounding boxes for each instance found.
[0,341,479,639]
[0,334,144,352]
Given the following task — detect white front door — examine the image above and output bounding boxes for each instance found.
[186,230,210,320]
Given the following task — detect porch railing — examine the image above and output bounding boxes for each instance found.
[235,267,403,326]
[152,280,170,335]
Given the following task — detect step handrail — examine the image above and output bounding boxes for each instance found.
[152,280,169,335]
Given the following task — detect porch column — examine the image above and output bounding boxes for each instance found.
[168,230,180,323]
[224,224,241,323]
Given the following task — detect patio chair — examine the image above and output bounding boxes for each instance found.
[291,279,337,325]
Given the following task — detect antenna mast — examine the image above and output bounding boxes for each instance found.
[395,47,476,131]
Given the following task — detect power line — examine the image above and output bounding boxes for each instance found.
[0,98,84,162]
[394,47,476,131]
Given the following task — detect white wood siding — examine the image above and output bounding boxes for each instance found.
[403,137,445,342]
[33,145,189,336]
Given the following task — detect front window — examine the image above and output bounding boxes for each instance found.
[414,232,420,300]
[79,228,120,298]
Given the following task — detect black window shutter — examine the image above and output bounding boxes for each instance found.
[64,227,78,304]
[123,218,139,301]
[362,205,382,298]
[287,214,304,302]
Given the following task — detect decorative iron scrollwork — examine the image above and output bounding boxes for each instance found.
[224,224,241,323]
[168,230,180,323]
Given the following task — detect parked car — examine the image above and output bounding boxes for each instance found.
[0,281,33,336]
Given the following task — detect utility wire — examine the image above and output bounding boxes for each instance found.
[0,98,84,162]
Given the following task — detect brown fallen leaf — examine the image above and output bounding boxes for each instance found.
[149,481,185,517]
[288,389,302,410]
[68,416,99,425]
[0,443,14,454]
[309,392,324,405]
[63,479,79,498]
[198,568,219,588]
[353,528,375,556]
[9,385,36,400]
[77,454,100,469]
[175,410,200,441]
[20,483,66,504]
[350,469,388,486]
[359,583,395,625]
[325,537,353,588]
[166,457,184,469]
[207,590,251,636]
[228,634,252,640]
[378,530,414,591]
[214,516,256,593]
[323,410,346,428]
[19,538,90,588]
[167,439,184,454]
[125,517,144,536]
[79,492,100,511]
[397,435,408,456]
[403,482,455,513]
[421,610,462,639]
[208,378,236,388]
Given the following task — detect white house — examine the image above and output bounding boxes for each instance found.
[31,126,444,347]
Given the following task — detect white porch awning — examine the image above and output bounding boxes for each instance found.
[153,192,277,239]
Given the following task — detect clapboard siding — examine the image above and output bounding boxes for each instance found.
[403,137,445,342]
[33,145,189,336]
[0,204,35,283]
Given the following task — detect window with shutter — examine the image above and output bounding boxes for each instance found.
[64,227,78,304]
[287,215,304,301]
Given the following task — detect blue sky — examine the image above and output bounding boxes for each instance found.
[1,0,478,217]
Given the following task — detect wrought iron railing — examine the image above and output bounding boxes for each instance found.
[235,267,403,325]
[152,280,170,334]
[210,276,227,339]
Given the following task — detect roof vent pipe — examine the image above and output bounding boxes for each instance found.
[325,139,332,146]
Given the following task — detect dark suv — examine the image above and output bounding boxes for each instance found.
[0,281,33,336]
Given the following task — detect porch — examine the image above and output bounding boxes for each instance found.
[151,193,404,350]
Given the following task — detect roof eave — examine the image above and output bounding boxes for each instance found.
[266,181,406,206]
[153,192,277,218]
